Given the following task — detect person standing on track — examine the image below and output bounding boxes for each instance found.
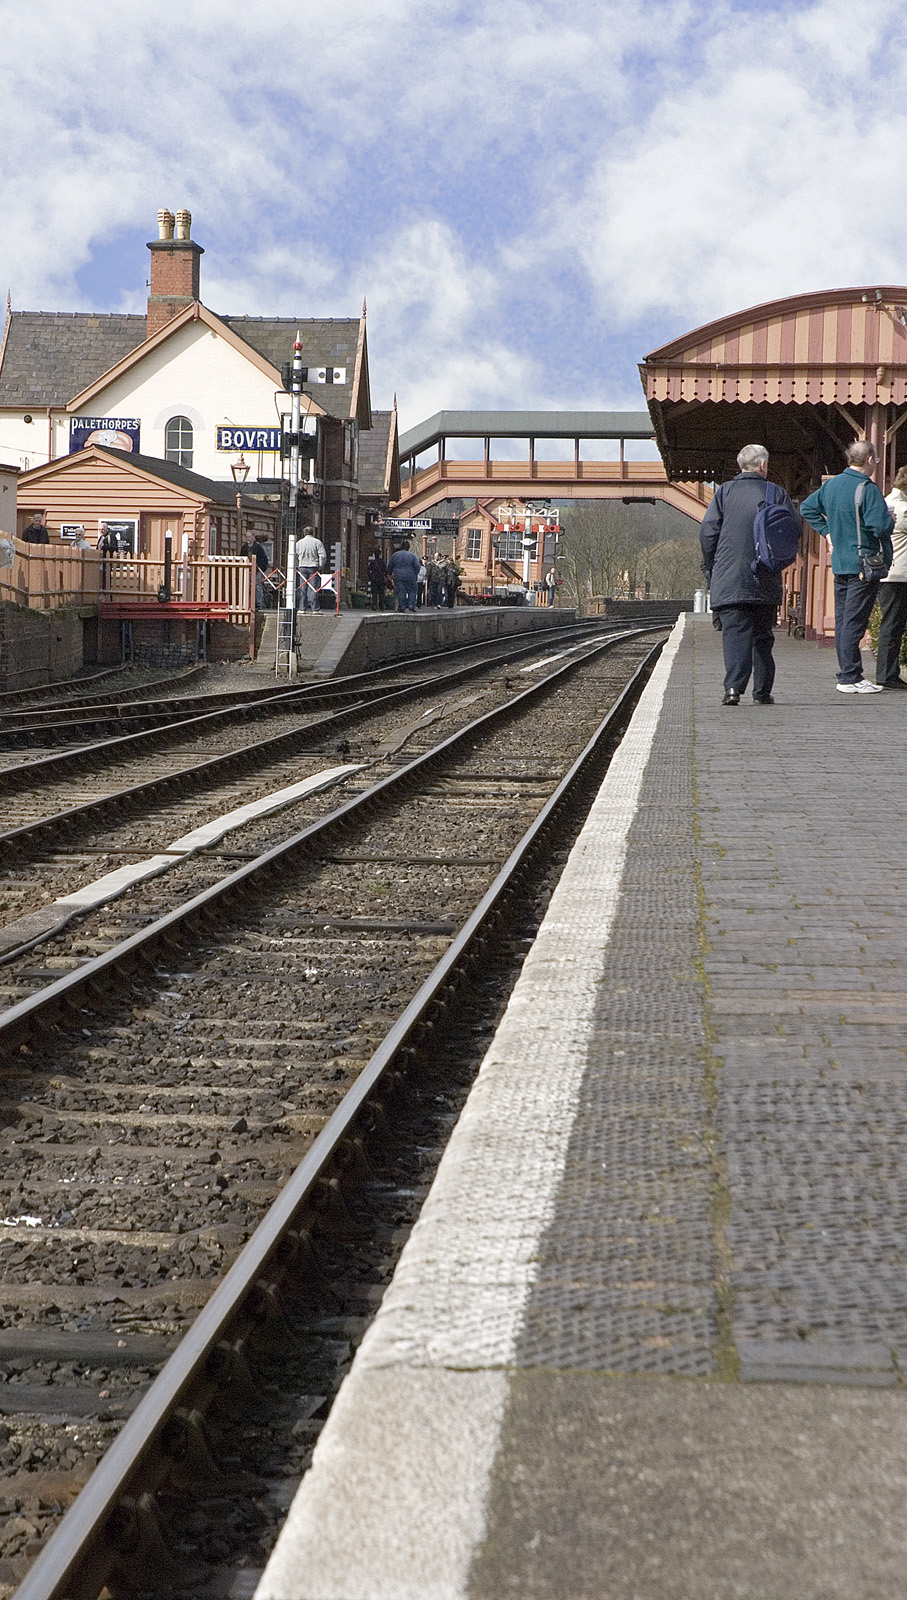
[800,440,894,693]
[875,465,907,690]
[699,443,796,706]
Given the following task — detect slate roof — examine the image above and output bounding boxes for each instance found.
[91,446,270,505]
[219,317,364,421]
[358,411,397,497]
[0,309,366,423]
[0,312,145,407]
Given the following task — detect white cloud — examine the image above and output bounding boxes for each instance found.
[355,220,537,425]
[3,0,907,423]
[567,0,907,326]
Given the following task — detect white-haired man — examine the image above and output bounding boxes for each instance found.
[800,441,894,692]
[699,444,796,706]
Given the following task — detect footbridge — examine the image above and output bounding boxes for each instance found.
[392,410,711,520]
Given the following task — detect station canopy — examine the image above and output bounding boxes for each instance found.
[639,286,907,495]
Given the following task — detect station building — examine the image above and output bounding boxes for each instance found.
[0,209,391,583]
[456,498,561,599]
[640,285,907,640]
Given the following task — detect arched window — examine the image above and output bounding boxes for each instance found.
[165,415,193,468]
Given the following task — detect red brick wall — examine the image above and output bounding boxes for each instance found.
[147,242,202,337]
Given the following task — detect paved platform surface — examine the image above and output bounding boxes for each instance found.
[255,616,907,1600]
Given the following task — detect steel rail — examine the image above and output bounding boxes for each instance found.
[11,636,664,1600]
[0,627,649,1046]
[0,626,651,861]
[0,665,205,709]
[0,617,608,742]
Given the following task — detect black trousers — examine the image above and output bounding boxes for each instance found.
[833,573,880,683]
[876,582,907,685]
[715,604,776,697]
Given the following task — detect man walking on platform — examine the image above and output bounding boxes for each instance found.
[800,441,894,693]
[296,525,327,614]
[699,444,795,706]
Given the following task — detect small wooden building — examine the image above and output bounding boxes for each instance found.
[17,444,278,561]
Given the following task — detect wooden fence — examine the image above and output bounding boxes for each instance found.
[0,540,253,623]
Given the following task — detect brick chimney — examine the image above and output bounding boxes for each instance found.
[146,208,204,338]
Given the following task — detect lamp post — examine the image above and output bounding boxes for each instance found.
[231,454,251,554]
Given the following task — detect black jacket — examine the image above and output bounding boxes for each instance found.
[699,471,792,608]
[22,522,49,544]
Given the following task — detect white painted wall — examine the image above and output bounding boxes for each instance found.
[0,416,54,472]
[0,319,318,484]
[0,465,18,535]
[68,320,296,479]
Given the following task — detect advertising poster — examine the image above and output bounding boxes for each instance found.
[70,417,141,454]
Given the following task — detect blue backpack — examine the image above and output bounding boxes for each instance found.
[752,482,801,574]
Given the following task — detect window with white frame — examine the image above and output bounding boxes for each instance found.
[497,529,522,561]
[165,416,193,468]
[465,527,483,560]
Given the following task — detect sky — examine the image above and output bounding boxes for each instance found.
[2,0,906,434]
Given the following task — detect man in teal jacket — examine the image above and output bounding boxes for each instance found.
[800,440,894,692]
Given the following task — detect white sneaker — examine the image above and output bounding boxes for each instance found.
[837,679,883,694]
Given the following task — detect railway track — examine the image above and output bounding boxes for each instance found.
[0,619,610,753]
[1,631,664,1600]
[0,624,639,961]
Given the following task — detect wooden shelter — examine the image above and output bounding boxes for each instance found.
[640,286,907,496]
[17,444,277,562]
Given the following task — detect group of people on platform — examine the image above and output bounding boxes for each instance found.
[368,544,462,613]
[700,441,907,704]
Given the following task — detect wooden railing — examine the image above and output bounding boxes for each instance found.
[0,540,253,623]
[0,538,101,609]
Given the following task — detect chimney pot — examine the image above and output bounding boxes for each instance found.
[174,209,192,241]
[157,209,175,241]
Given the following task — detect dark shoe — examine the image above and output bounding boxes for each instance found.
[880,678,907,690]
[753,694,775,705]
[722,690,740,706]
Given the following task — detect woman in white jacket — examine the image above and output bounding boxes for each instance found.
[877,466,907,688]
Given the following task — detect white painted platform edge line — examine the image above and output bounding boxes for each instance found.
[52,764,362,912]
[353,615,685,1374]
[252,617,686,1600]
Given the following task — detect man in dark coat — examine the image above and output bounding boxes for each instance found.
[21,511,50,544]
[699,444,797,706]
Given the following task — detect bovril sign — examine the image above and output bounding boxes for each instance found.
[216,426,282,452]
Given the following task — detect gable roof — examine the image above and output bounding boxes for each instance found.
[0,303,372,426]
[220,315,371,426]
[0,310,145,407]
[358,409,399,500]
[64,302,310,413]
[19,443,268,506]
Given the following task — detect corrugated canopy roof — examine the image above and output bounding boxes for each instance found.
[640,286,907,494]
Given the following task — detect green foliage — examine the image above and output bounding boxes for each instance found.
[866,600,907,664]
